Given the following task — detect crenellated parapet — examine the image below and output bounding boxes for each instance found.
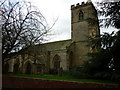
[71,1,92,10]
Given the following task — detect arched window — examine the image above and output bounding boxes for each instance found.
[78,10,84,21]
[25,62,32,74]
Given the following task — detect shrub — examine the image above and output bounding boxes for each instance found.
[62,68,91,79]
[93,72,111,80]
[111,73,120,81]
[49,69,58,75]
[93,71,120,81]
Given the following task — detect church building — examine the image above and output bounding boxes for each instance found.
[4,1,100,74]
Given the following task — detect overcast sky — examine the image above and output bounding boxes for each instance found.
[22,0,117,42]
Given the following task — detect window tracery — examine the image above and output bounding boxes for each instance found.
[78,10,84,21]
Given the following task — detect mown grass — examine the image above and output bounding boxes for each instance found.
[3,73,120,84]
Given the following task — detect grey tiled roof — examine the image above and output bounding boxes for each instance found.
[36,39,72,51]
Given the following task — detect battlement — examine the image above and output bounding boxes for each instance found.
[71,1,92,10]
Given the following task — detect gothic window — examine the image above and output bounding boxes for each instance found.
[25,62,32,74]
[78,10,84,21]
[53,54,61,74]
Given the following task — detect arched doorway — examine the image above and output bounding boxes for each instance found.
[53,54,61,74]
[14,63,19,74]
[25,62,32,74]
[3,63,9,73]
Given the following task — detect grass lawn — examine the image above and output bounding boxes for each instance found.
[3,74,120,84]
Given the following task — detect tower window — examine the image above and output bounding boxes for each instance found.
[78,11,84,21]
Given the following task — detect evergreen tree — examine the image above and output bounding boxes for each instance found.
[98,0,120,72]
[82,1,120,80]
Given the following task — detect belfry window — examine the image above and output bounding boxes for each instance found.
[78,11,84,21]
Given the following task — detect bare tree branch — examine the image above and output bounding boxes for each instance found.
[1,0,54,60]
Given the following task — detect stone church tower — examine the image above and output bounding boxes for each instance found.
[71,1,100,67]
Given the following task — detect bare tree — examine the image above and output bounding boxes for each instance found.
[0,0,53,60]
